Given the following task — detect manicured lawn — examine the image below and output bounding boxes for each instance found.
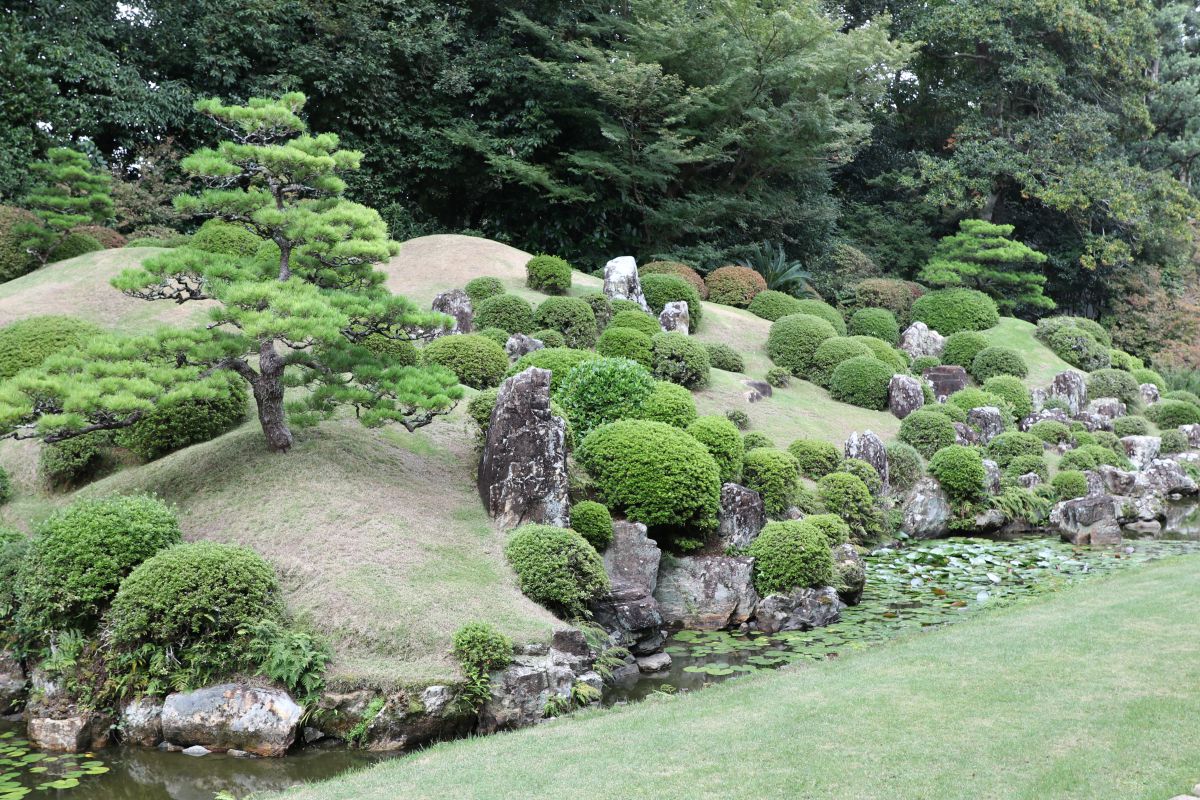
[982,317,1075,387]
[276,556,1200,800]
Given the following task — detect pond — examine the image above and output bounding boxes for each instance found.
[2,531,1199,800]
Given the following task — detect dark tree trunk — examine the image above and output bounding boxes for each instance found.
[252,340,294,452]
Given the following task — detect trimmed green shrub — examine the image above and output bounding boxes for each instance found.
[687,416,745,484]
[742,448,800,517]
[452,622,513,707]
[808,338,874,388]
[508,347,599,392]
[1045,327,1110,371]
[1145,399,1200,428]
[912,355,941,373]
[982,375,1032,420]
[743,432,775,451]
[911,288,998,334]
[747,520,835,594]
[39,432,112,489]
[576,420,721,531]
[1131,368,1166,391]
[929,445,986,504]
[1068,429,1096,448]
[116,376,248,460]
[47,231,103,263]
[597,326,653,368]
[1112,416,1151,438]
[1161,429,1188,454]
[477,327,509,347]
[806,514,852,547]
[748,290,804,321]
[788,438,842,480]
[0,315,103,379]
[15,495,181,639]
[949,388,1015,423]
[1051,470,1088,500]
[525,255,573,293]
[571,501,614,551]
[793,299,847,335]
[986,431,1044,469]
[422,334,509,389]
[1108,349,1139,372]
[839,457,882,496]
[899,408,958,459]
[534,296,597,349]
[766,367,791,388]
[1092,430,1121,451]
[638,381,697,428]
[1029,420,1071,444]
[555,357,656,438]
[651,331,710,389]
[853,278,923,325]
[0,527,27,626]
[941,331,989,368]
[608,309,660,337]
[886,441,924,492]
[726,409,750,430]
[1037,315,1111,347]
[1004,454,1048,481]
[1063,444,1130,471]
[464,276,505,305]
[467,388,500,437]
[1086,369,1140,406]
[642,273,704,329]
[0,205,38,282]
[580,291,613,330]
[848,307,899,344]
[610,299,645,315]
[830,356,894,410]
[640,261,707,298]
[970,347,1028,382]
[1165,390,1200,406]
[846,335,908,371]
[505,524,609,617]
[475,294,534,334]
[767,314,838,376]
[817,472,883,542]
[190,219,262,256]
[705,343,745,373]
[704,266,767,307]
[534,329,566,348]
[362,333,419,366]
[925,401,967,423]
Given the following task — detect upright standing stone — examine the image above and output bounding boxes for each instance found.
[717,483,766,550]
[1121,436,1162,470]
[982,459,1002,494]
[899,321,946,359]
[902,477,952,539]
[968,406,1005,444]
[478,368,570,529]
[431,289,473,336]
[603,256,649,311]
[923,366,968,401]
[1139,383,1160,406]
[659,301,689,334]
[1048,370,1087,415]
[887,374,924,419]
[845,431,889,494]
[592,522,664,655]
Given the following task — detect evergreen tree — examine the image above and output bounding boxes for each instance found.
[919,219,1053,314]
[0,94,461,453]
[15,148,113,265]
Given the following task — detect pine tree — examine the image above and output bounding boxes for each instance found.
[0,95,461,453]
[918,219,1054,314]
[15,148,114,265]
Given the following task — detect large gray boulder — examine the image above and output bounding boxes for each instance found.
[504,333,543,361]
[27,713,112,753]
[478,368,570,530]
[887,374,924,420]
[1049,370,1087,415]
[431,289,473,335]
[0,650,24,715]
[659,301,689,335]
[968,406,1005,444]
[845,430,889,494]
[754,586,845,634]
[1139,383,1160,406]
[602,256,649,310]
[161,684,303,757]
[899,321,945,359]
[954,422,980,446]
[1138,459,1198,496]
[902,477,952,539]
[1181,424,1200,448]
[1052,495,1122,546]
[477,657,575,734]
[654,555,759,630]
[1087,398,1126,421]
[923,366,969,401]
[603,521,661,596]
[832,543,866,606]
[1020,408,1071,431]
[717,483,765,551]
[119,697,164,747]
[1121,435,1162,470]
[593,521,665,654]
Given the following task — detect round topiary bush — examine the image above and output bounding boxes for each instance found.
[1112,415,1151,438]
[829,356,894,410]
[0,315,103,379]
[577,419,721,531]
[580,291,613,330]
[607,309,661,337]
[1145,399,1200,428]
[886,441,924,492]
[848,307,899,344]
[534,296,597,349]
[1108,349,1139,372]
[475,294,534,335]
[504,524,609,617]
[686,416,744,484]
[746,520,835,595]
[1161,429,1188,454]
[846,335,908,371]
[0,526,26,627]
[555,357,656,438]
[1091,430,1121,451]
[854,278,923,325]
[743,432,775,451]
[525,254,573,294]
[986,431,1044,469]
[788,438,843,480]
[1164,389,1200,406]
[726,409,750,430]
[0,205,38,282]
[970,346,1028,382]
[637,381,697,428]
[704,266,767,307]
[1086,369,1140,407]
[508,347,599,392]
[464,276,505,305]
[747,290,804,322]
[982,375,1032,420]
[651,331,711,389]
[911,288,999,334]
[189,219,262,257]
[15,495,181,639]
[949,387,1015,423]
[912,355,941,373]
[640,261,707,299]
[477,327,509,347]
[839,457,882,496]
[767,314,839,377]
[1051,470,1088,500]
[742,448,800,517]
[361,333,419,366]
[597,326,653,368]
[816,471,882,542]
[1131,368,1166,391]
[704,343,745,373]
[1058,449,1098,472]
[941,331,989,367]
[422,334,509,389]
[807,338,874,388]
[1036,315,1111,347]
[928,445,986,504]
[467,388,500,437]
[642,273,703,329]
[1045,327,1110,371]
[925,401,968,423]
[570,501,614,551]
[793,299,847,335]
[766,367,791,388]
[116,376,248,461]
[1029,419,1071,444]
[532,329,565,348]
[805,514,852,547]
[899,408,958,459]
[610,299,645,315]
[38,432,111,490]
[47,231,103,263]
[1004,454,1048,480]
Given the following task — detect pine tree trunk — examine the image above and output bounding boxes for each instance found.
[253,341,294,452]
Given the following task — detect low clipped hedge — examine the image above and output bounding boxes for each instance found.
[748,290,804,321]
[48,232,103,262]
[793,299,846,335]
[555,357,656,438]
[970,346,1028,382]
[817,471,882,541]
[1086,369,1141,407]
[686,416,745,484]
[637,381,697,428]
[848,307,899,344]
[607,309,661,337]
[508,347,599,392]
[767,314,839,377]
[640,261,707,299]
[116,376,248,460]
[886,441,924,492]
[808,338,874,387]
[597,326,653,368]
[705,343,745,373]
[1112,415,1151,438]
[1051,470,1088,500]
[0,315,102,379]
[422,334,509,389]
[911,288,998,334]
[982,375,1032,420]
[928,445,986,504]
[475,294,534,334]
[1145,399,1200,428]
[570,501,614,551]
[464,276,505,305]
[747,520,835,595]
[788,439,842,479]
[742,448,800,517]
[651,331,710,389]
[941,331,989,367]
[525,255,573,294]
[705,266,767,307]
[577,419,721,531]
[899,408,957,459]
[190,219,262,256]
[505,524,609,617]
[642,273,703,329]
[829,356,894,410]
[534,296,597,349]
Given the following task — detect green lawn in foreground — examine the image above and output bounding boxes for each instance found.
[276,556,1200,800]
